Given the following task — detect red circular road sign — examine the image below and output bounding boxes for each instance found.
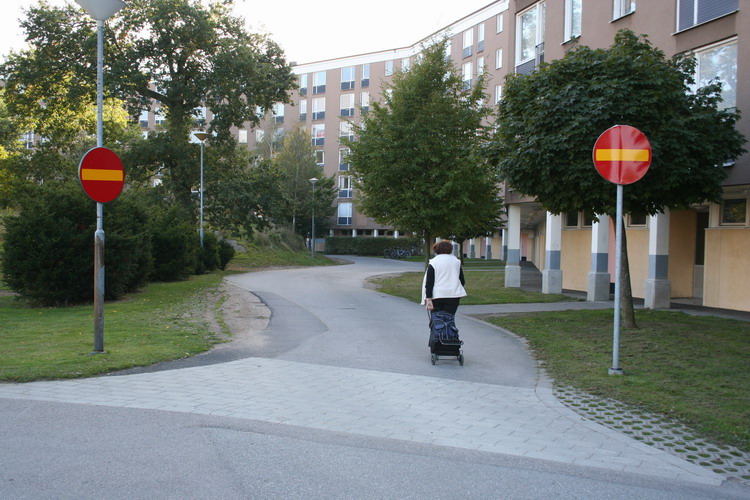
[78,147,124,203]
[593,125,652,185]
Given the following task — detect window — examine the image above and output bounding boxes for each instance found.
[385,60,394,76]
[338,202,353,225]
[339,121,354,142]
[273,103,284,124]
[721,198,747,224]
[613,0,635,20]
[312,98,325,120]
[315,150,325,166]
[516,2,545,67]
[462,61,473,90]
[629,212,647,226]
[495,48,503,69]
[463,29,474,58]
[582,210,594,227]
[477,56,485,77]
[313,71,326,94]
[341,66,355,90]
[360,91,370,113]
[299,99,307,121]
[564,0,582,41]
[340,94,355,117]
[299,74,308,96]
[339,148,351,171]
[312,124,325,146]
[155,107,165,126]
[565,212,579,227]
[692,39,737,110]
[361,64,370,87]
[139,110,149,128]
[22,130,34,149]
[445,40,452,60]
[494,84,503,104]
[255,130,264,142]
[338,176,353,198]
[401,57,411,72]
[678,0,737,31]
[497,13,504,33]
[477,23,485,52]
[238,129,248,144]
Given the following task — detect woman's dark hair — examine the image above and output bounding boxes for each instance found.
[432,240,453,255]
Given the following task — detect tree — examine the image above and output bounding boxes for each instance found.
[347,39,503,262]
[273,125,336,236]
[1,0,296,208]
[490,30,746,326]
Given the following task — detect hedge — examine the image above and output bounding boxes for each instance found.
[324,236,423,256]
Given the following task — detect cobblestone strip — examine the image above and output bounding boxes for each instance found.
[554,386,750,486]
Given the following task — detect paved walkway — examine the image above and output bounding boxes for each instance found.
[0,257,736,490]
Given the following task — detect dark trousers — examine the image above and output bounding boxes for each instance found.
[431,297,460,315]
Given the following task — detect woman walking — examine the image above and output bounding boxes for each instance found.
[421,240,467,315]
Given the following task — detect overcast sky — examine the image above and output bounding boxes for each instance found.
[1,0,495,64]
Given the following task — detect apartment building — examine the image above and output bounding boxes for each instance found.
[142,0,747,311]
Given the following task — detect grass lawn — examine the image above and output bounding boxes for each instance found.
[368,268,576,305]
[0,273,225,382]
[488,309,750,452]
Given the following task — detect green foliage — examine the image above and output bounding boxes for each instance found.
[348,39,503,243]
[272,125,337,237]
[218,238,235,271]
[196,231,220,275]
[2,183,152,306]
[1,0,296,208]
[146,202,198,282]
[491,30,746,216]
[324,236,422,256]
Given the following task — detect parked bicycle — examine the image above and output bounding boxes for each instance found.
[385,248,411,259]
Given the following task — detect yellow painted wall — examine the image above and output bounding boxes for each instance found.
[561,230,591,291]
[625,227,649,299]
[668,210,697,298]
[704,228,750,311]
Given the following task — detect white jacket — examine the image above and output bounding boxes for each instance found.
[421,254,467,305]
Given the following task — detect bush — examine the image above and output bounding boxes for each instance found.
[218,239,235,270]
[147,205,198,282]
[195,231,220,275]
[324,236,423,256]
[2,183,152,306]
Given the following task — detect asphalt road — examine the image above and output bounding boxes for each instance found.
[1,256,748,499]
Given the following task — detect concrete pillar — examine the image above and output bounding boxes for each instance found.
[645,210,671,309]
[469,238,476,259]
[452,241,460,257]
[505,205,521,287]
[587,214,611,301]
[374,230,379,237]
[501,228,507,261]
[394,231,399,239]
[542,212,563,294]
[352,229,357,237]
[486,236,493,260]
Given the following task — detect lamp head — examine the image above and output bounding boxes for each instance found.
[193,132,210,142]
[75,0,126,21]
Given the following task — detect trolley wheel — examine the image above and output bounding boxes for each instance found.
[458,354,464,366]
[431,353,437,365]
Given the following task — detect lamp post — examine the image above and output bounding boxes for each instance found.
[75,0,125,353]
[309,177,318,259]
[194,132,210,247]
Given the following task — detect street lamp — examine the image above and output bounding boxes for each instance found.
[75,0,125,353]
[194,132,210,247]
[309,177,318,259]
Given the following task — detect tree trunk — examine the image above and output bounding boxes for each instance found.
[423,231,432,270]
[618,217,638,329]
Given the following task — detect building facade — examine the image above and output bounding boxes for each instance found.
[141,0,747,311]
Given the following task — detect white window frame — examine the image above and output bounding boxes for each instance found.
[497,13,504,33]
[315,150,325,166]
[339,121,354,141]
[312,124,325,146]
[613,0,635,20]
[495,84,503,104]
[312,97,326,120]
[339,148,351,171]
[340,94,355,117]
[462,61,473,89]
[477,56,485,77]
[516,2,546,67]
[299,74,308,95]
[495,48,503,69]
[691,38,737,110]
[360,91,370,112]
[564,0,582,42]
[299,99,308,120]
[341,66,355,90]
[463,29,474,58]
[385,60,394,76]
[238,129,247,144]
[313,71,326,94]
[338,202,353,225]
[401,57,411,72]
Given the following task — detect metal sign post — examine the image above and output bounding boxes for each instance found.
[592,125,652,375]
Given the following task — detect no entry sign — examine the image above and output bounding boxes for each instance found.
[78,147,124,203]
[593,125,651,185]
